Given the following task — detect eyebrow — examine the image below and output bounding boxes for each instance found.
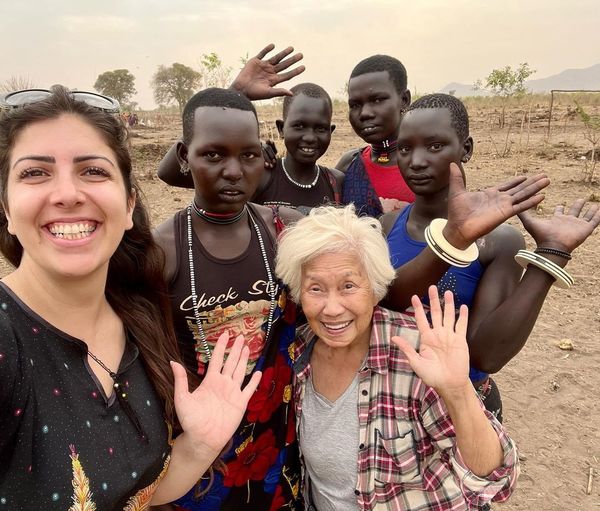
[12,154,115,169]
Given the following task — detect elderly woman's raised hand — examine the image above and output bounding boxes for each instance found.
[170,332,262,457]
[392,287,471,393]
[443,163,550,249]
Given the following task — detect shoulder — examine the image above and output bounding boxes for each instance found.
[379,204,408,236]
[335,147,364,173]
[0,305,22,407]
[480,223,525,266]
[321,165,345,191]
[153,214,180,281]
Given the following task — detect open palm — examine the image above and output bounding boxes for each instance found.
[392,287,470,392]
[445,163,550,248]
[518,199,600,252]
[171,332,262,454]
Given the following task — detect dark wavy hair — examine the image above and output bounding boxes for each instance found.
[0,86,183,432]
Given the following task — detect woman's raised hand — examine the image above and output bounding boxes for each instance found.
[392,286,470,392]
[444,163,550,248]
[170,331,261,456]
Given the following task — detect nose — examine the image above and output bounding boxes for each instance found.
[358,104,375,121]
[301,129,317,143]
[322,292,345,317]
[221,158,243,181]
[409,147,428,170]
[50,171,85,208]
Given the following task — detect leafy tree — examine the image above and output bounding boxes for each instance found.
[151,63,202,112]
[475,63,535,128]
[0,75,36,93]
[200,52,232,89]
[94,69,136,106]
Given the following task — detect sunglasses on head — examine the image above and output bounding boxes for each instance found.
[0,88,120,113]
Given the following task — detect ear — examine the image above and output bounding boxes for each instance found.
[330,124,336,134]
[399,89,411,111]
[175,140,189,166]
[462,136,474,163]
[275,119,284,138]
[125,188,136,231]
[2,203,15,235]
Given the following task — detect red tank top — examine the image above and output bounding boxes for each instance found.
[362,146,415,203]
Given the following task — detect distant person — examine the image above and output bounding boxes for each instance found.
[336,55,415,217]
[381,93,600,420]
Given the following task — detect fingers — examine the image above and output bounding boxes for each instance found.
[447,162,466,195]
[241,371,263,402]
[455,304,469,339]
[222,334,245,377]
[427,286,443,329]
[391,335,420,361]
[495,175,527,192]
[442,290,456,331]
[273,53,304,73]
[232,345,251,384]
[554,204,565,215]
[511,193,545,215]
[206,331,230,377]
[583,203,600,224]
[510,174,550,203]
[270,66,307,86]
[170,361,189,404]
[567,198,586,217]
[268,46,296,65]
[255,43,276,60]
[411,294,431,334]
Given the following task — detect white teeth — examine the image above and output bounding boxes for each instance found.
[48,222,97,240]
[324,321,351,330]
[300,148,316,153]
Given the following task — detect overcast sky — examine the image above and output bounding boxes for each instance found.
[1,0,598,109]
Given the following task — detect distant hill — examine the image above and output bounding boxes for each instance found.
[439,63,600,97]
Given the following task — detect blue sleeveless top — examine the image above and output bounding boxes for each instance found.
[387,205,488,382]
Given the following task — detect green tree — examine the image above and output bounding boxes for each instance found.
[94,69,136,106]
[200,52,232,88]
[151,63,202,112]
[574,101,600,182]
[475,63,535,128]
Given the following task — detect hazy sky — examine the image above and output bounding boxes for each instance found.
[1,0,598,109]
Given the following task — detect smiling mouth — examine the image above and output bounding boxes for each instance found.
[361,126,379,134]
[299,147,317,154]
[322,320,352,331]
[47,222,97,240]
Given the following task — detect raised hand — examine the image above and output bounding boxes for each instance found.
[230,44,306,100]
[518,199,600,253]
[392,286,470,392]
[171,332,261,455]
[444,163,550,248]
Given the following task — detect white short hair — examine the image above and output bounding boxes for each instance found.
[276,205,396,303]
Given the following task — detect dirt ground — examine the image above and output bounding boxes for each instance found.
[3,101,599,510]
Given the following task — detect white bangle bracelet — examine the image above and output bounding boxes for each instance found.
[514,250,574,289]
[424,218,479,268]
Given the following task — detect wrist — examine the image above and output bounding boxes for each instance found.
[437,381,474,404]
[442,223,472,250]
[176,431,221,463]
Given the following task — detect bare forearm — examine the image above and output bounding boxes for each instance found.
[157,143,194,188]
[151,433,219,505]
[468,258,566,373]
[439,385,504,476]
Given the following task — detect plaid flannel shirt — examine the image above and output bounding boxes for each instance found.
[292,306,519,510]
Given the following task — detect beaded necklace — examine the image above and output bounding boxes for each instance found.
[371,139,398,164]
[186,204,277,361]
[281,157,320,189]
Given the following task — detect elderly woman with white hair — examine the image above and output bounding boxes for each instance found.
[276,205,519,511]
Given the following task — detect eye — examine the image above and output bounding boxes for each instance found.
[344,282,356,290]
[429,143,444,152]
[348,102,359,110]
[203,151,222,162]
[82,166,111,179]
[316,126,329,134]
[292,123,304,130]
[18,167,49,180]
[241,151,260,160]
[397,145,411,154]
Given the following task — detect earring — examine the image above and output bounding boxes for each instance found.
[461,156,470,163]
[180,162,190,175]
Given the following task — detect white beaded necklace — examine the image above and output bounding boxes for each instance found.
[186,205,277,361]
[281,157,320,189]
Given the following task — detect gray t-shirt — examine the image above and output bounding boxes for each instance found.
[300,374,360,511]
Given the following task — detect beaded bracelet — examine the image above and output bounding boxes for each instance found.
[424,218,479,268]
[534,247,572,261]
[514,250,574,289]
